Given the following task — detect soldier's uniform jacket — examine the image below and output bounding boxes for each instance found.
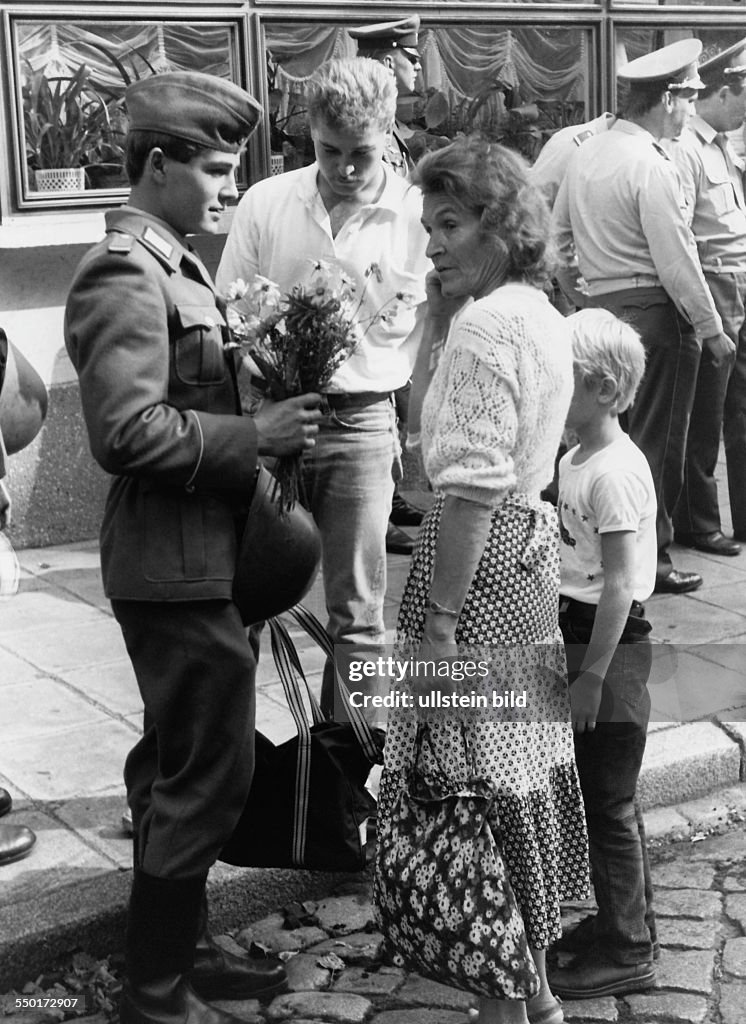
[385,122,414,177]
[64,206,259,602]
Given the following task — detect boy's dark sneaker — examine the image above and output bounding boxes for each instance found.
[554,914,660,960]
[549,949,655,999]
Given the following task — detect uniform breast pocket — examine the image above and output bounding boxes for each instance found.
[173,304,227,385]
[703,158,736,217]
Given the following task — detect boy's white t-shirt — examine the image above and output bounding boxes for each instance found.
[558,433,657,604]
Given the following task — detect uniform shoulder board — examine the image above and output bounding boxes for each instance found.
[573,129,594,147]
[108,233,134,255]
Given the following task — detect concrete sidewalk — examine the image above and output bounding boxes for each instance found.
[1,488,745,991]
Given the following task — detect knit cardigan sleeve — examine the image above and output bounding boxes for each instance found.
[422,302,520,507]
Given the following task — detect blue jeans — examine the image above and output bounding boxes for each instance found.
[561,602,656,965]
[303,395,398,717]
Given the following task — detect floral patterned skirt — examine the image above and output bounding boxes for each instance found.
[376,492,590,949]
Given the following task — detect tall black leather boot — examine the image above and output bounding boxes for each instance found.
[121,869,247,1024]
[190,895,287,1001]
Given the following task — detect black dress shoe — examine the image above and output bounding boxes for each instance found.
[549,949,655,999]
[120,975,247,1024]
[386,523,414,556]
[654,569,703,594]
[390,492,425,527]
[0,788,11,818]
[189,937,287,1001]
[0,824,36,866]
[676,531,741,556]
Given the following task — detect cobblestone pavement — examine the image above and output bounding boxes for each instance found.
[2,813,746,1024]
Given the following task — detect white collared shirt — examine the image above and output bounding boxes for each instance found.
[552,119,722,341]
[667,116,746,273]
[216,163,429,393]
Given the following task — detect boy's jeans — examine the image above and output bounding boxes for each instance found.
[560,599,657,966]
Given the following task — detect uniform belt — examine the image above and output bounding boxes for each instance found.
[585,275,662,295]
[703,264,746,275]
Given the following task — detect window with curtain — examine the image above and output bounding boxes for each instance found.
[265,21,594,174]
[8,17,243,204]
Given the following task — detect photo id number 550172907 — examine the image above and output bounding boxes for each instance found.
[14,997,89,1011]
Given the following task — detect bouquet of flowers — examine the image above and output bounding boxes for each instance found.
[225,260,416,514]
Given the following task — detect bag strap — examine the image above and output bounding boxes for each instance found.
[265,604,382,867]
[266,618,313,866]
[268,614,325,726]
[285,603,383,764]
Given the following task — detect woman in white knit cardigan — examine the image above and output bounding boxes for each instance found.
[374,136,589,1024]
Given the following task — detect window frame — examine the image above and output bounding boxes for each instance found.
[1,2,257,212]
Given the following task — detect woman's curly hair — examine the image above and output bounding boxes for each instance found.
[413,133,556,288]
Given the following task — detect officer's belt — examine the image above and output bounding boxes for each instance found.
[702,263,746,276]
[585,275,662,296]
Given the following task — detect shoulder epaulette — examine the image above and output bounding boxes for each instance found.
[573,129,594,147]
[108,233,134,255]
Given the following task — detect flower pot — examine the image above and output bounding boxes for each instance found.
[33,167,86,193]
[270,153,284,176]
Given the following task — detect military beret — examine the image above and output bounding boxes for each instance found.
[618,38,704,92]
[699,37,746,82]
[349,16,420,57]
[126,71,262,153]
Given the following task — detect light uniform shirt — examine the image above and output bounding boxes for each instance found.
[558,433,657,605]
[668,116,746,273]
[216,163,429,394]
[531,113,615,207]
[553,119,723,342]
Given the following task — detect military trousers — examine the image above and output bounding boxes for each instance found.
[113,598,258,879]
[586,287,701,579]
[674,271,745,539]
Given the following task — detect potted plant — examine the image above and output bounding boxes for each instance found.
[22,41,153,194]
[22,61,112,192]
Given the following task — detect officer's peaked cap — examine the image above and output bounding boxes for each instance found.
[618,38,704,91]
[699,37,746,83]
[349,16,420,57]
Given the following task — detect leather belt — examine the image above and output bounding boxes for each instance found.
[248,377,391,409]
[321,391,391,410]
[586,275,662,296]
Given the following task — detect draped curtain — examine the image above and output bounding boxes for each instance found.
[16,20,236,94]
[266,22,587,121]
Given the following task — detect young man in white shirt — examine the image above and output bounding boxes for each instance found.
[217,57,429,715]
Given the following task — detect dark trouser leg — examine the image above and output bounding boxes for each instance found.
[674,273,741,537]
[588,290,700,577]
[563,622,654,964]
[113,598,257,878]
[723,280,746,538]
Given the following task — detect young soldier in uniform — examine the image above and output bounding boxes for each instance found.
[553,39,733,595]
[669,38,746,556]
[349,16,422,178]
[65,72,322,1024]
